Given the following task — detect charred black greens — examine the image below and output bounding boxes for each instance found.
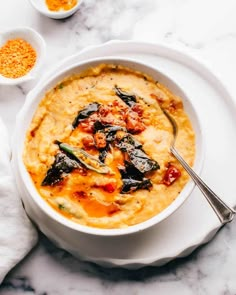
[117,134,159,193]
[121,178,152,193]
[41,152,81,186]
[94,121,126,142]
[119,161,152,193]
[98,148,109,163]
[129,149,159,174]
[58,142,112,174]
[117,134,142,150]
[114,86,137,107]
[117,134,159,174]
[72,102,100,129]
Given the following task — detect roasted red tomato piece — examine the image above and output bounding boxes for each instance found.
[125,110,145,134]
[93,182,117,193]
[82,135,95,149]
[94,132,107,149]
[103,182,117,193]
[162,165,181,186]
[100,113,116,125]
[131,103,144,116]
[98,105,111,116]
[80,113,99,133]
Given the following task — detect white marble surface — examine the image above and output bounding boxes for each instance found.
[1,0,236,294]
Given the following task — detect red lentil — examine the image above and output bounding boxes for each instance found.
[0,38,37,79]
[45,0,77,11]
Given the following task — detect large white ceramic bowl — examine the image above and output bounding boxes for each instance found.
[12,57,204,253]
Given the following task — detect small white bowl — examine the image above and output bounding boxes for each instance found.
[29,0,83,19]
[0,27,46,86]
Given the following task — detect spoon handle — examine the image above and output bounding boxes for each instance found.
[171,147,235,224]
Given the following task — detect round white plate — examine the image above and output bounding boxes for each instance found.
[25,41,236,269]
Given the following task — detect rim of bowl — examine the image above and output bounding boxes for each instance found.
[29,0,83,19]
[0,27,46,86]
[15,56,205,237]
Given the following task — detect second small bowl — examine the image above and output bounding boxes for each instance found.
[29,0,83,19]
[0,27,46,86]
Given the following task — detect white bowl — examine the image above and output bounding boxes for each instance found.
[0,27,46,86]
[29,0,83,19]
[12,57,204,251]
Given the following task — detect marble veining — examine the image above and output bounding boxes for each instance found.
[1,0,236,294]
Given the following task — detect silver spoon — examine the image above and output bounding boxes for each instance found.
[162,108,235,225]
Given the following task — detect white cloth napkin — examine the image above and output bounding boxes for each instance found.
[0,117,38,284]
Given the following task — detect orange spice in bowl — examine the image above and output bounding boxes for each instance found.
[0,38,37,79]
[45,0,77,11]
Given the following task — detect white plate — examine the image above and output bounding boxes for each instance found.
[24,41,236,269]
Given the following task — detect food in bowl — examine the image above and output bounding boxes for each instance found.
[23,63,195,229]
[29,0,83,19]
[45,0,78,11]
[0,38,37,79]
